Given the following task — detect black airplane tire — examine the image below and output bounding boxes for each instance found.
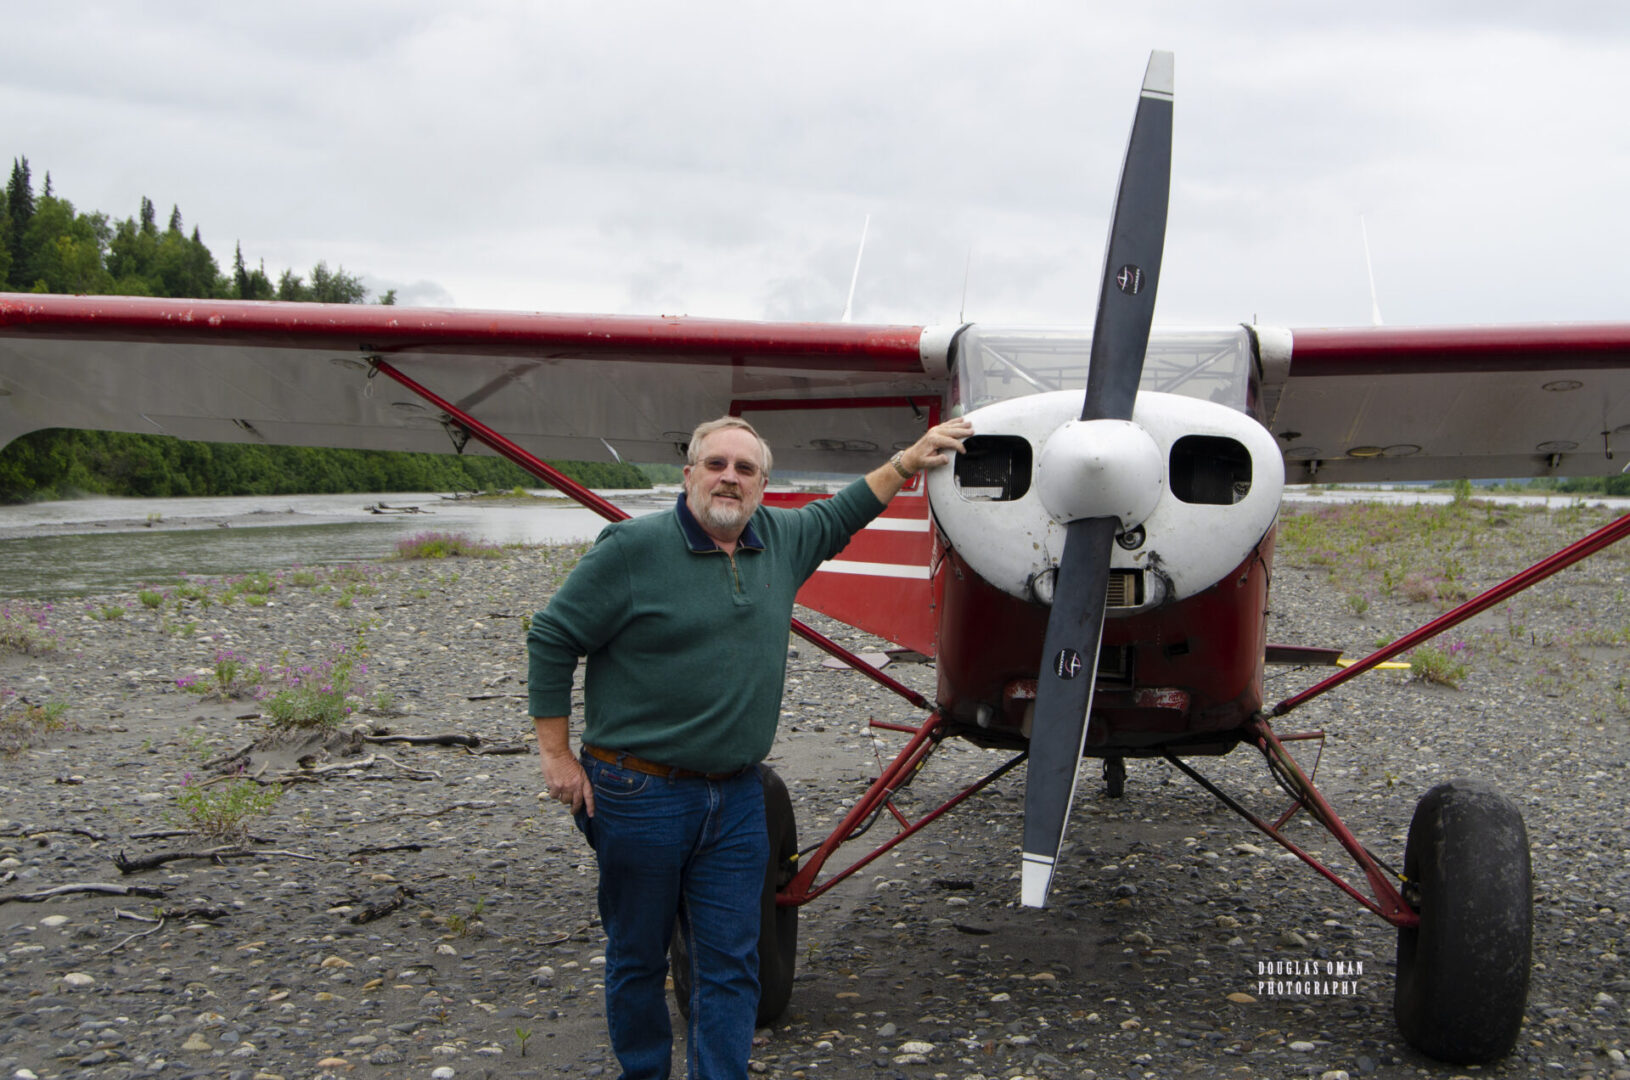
[1103,756,1126,798]
[755,765,800,1023]
[1393,778,1531,1064]
[669,766,800,1027]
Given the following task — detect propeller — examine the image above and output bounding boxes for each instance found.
[1020,50,1173,908]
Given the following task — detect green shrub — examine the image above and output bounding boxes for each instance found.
[173,774,280,840]
[1409,644,1470,688]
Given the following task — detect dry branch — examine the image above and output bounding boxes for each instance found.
[0,882,168,904]
[363,732,481,748]
[114,846,316,874]
[349,884,416,924]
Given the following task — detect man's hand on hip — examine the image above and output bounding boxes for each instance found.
[534,716,594,816]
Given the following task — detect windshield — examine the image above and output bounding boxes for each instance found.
[951,325,1254,413]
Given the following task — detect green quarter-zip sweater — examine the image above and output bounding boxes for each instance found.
[527,478,886,774]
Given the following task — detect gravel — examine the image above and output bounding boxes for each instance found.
[1,501,1628,1079]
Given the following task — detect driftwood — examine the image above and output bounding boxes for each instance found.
[347,843,424,858]
[470,743,529,756]
[114,845,316,875]
[0,825,111,842]
[363,732,481,748]
[106,905,234,952]
[0,881,168,904]
[199,740,257,771]
[269,753,440,784]
[348,884,416,924]
[106,914,166,952]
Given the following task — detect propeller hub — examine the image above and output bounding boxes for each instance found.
[1035,418,1164,530]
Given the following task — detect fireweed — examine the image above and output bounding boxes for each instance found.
[259,643,370,730]
[176,648,262,700]
[1,602,60,655]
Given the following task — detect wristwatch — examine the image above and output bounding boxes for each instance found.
[889,451,914,479]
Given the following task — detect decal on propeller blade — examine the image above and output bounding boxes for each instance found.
[1053,648,1084,679]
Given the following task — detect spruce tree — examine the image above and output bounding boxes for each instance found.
[7,157,34,246]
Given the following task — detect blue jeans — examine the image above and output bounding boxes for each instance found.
[576,753,768,1080]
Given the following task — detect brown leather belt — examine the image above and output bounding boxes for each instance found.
[583,744,749,782]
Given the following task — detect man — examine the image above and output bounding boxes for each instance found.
[530,414,971,1080]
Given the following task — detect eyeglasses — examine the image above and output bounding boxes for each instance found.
[700,456,762,479]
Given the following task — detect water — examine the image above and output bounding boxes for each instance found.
[3,486,1624,600]
[0,489,673,599]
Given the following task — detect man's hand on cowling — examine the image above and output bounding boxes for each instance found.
[900,417,974,474]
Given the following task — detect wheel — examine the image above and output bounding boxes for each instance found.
[670,766,800,1026]
[1102,755,1126,798]
[1394,778,1531,1064]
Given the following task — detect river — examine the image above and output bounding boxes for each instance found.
[1,485,1624,599]
[0,489,673,599]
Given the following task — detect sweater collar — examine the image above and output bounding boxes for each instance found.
[675,492,765,554]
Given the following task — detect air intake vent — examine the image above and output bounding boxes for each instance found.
[1106,570,1143,608]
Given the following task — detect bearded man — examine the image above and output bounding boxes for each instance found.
[529,413,969,1080]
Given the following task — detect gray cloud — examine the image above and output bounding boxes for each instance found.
[4,3,1628,328]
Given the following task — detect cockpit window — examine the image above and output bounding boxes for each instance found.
[950,326,1253,414]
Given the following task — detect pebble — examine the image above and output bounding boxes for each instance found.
[0,523,1624,1079]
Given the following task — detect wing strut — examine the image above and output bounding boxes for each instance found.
[366,357,932,712]
[1273,507,1630,717]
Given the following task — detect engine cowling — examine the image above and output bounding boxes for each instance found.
[926,390,1284,610]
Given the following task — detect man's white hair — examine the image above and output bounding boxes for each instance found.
[686,416,773,477]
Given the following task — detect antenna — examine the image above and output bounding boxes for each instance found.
[840,214,870,323]
[958,245,973,323]
[1361,215,1383,326]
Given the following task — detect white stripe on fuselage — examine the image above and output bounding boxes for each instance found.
[815,560,930,580]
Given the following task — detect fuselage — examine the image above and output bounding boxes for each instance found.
[924,324,1286,753]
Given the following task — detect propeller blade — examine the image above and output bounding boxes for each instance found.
[1084,50,1171,423]
[1020,515,1116,906]
[1019,50,1173,909]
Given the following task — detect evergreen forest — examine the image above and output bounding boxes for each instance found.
[0,157,652,502]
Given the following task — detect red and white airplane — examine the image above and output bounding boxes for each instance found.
[3,51,1629,1066]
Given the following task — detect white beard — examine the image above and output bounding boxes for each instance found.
[696,495,751,532]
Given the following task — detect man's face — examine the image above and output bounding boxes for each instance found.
[684,427,767,538]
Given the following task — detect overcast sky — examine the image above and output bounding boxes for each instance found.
[6,3,1629,330]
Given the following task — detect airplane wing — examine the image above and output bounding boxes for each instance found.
[1262,324,1630,484]
[0,293,949,474]
[0,292,949,654]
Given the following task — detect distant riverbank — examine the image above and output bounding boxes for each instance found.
[0,489,672,598]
